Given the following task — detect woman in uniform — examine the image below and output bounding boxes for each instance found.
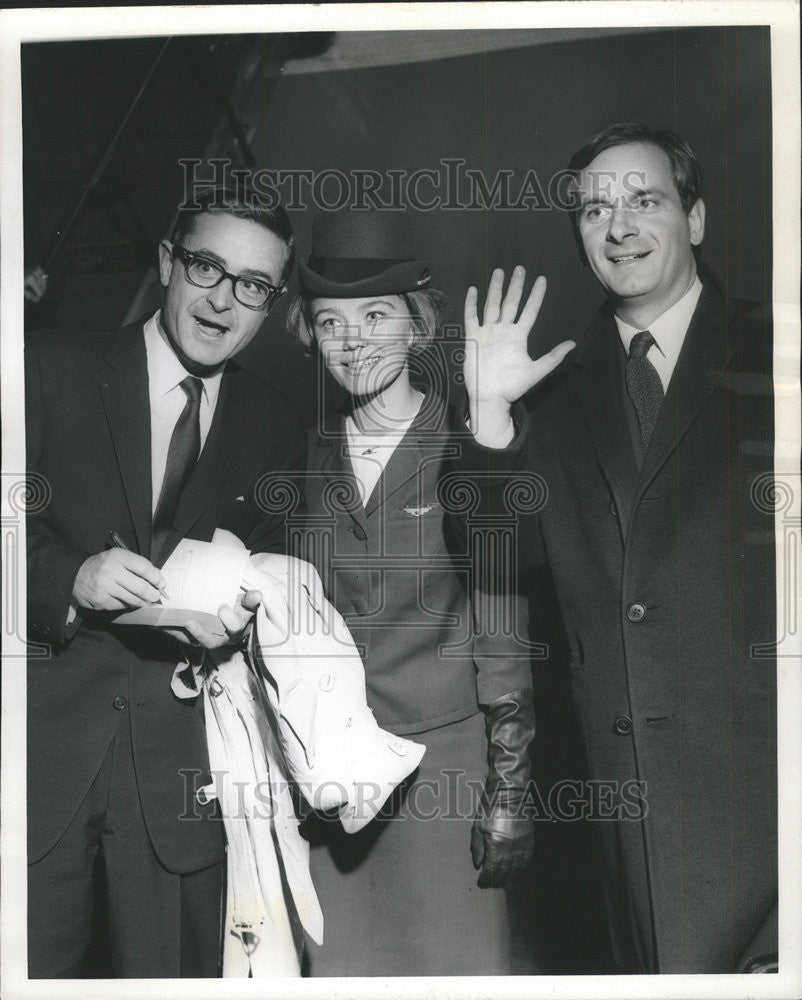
[286,208,535,976]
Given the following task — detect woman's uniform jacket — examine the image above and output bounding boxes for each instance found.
[298,392,532,736]
[25,321,305,873]
[464,269,777,973]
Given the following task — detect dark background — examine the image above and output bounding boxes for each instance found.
[21,26,773,976]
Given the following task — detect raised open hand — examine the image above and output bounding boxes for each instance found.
[463,267,574,443]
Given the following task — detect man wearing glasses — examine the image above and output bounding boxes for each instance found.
[26,187,305,977]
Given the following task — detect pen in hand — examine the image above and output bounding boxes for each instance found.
[108,530,169,601]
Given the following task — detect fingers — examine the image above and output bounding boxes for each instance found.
[482,268,505,326]
[516,274,547,332]
[463,285,478,338]
[73,549,166,610]
[217,593,259,638]
[184,619,227,648]
[241,589,263,614]
[499,265,526,323]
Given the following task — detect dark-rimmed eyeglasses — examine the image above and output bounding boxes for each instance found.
[171,244,285,311]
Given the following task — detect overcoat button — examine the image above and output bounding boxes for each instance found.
[627,603,646,622]
[112,696,127,711]
[613,716,633,735]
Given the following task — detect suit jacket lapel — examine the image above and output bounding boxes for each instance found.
[98,322,153,555]
[637,278,736,493]
[572,310,640,537]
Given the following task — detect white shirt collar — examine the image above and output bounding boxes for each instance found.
[615,275,703,392]
[143,310,224,408]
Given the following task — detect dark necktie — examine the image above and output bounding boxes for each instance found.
[151,375,202,562]
[626,330,664,450]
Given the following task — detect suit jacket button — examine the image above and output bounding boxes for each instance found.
[613,715,632,735]
[627,602,646,622]
[113,696,127,711]
[352,597,367,615]
[609,500,618,517]
[350,524,367,541]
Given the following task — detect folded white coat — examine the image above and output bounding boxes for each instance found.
[173,541,425,977]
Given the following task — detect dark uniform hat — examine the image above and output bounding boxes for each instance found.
[299,209,431,298]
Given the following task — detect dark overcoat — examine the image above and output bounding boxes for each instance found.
[466,271,777,972]
[25,320,305,872]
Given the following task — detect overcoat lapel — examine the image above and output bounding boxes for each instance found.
[636,280,735,495]
[98,322,153,556]
[572,311,640,538]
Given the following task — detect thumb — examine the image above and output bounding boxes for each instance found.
[470,822,486,870]
[524,338,576,386]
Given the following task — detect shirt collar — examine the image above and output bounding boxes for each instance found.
[143,310,224,409]
[615,275,703,367]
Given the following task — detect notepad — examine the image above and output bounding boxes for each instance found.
[113,538,251,636]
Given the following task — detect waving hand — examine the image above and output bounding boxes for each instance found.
[463,267,574,445]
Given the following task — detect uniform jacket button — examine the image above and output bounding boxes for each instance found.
[627,602,646,622]
[113,696,127,711]
[613,715,633,735]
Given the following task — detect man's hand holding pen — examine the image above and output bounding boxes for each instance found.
[70,530,262,651]
[72,545,168,613]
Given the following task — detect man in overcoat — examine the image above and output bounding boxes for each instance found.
[26,187,305,977]
[461,122,777,973]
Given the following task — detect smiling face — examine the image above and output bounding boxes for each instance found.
[158,212,290,375]
[311,295,414,398]
[575,141,705,326]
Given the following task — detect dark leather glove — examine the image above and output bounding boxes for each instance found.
[470,687,535,888]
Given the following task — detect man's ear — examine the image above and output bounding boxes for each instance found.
[688,198,705,246]
[158,241,174,288]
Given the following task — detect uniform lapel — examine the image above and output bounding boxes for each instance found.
[572,309,640,537]
[637,278,736,495]
[363,392,451,517]
[316,411,368,535]
[98,322,153,556]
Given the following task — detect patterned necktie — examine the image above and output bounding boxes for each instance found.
[625,330,664,450]
[151,375,203,562]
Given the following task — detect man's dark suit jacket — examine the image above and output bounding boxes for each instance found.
[26,319,305,873]
[466,269,777,973]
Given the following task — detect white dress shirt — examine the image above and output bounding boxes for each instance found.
[615,275,703,392]
[144,311,224,514]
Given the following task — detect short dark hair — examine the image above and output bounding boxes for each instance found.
[565,122,703,262]
[286,288,447,356]
[171,185,296,284]
[567,121,703,215]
